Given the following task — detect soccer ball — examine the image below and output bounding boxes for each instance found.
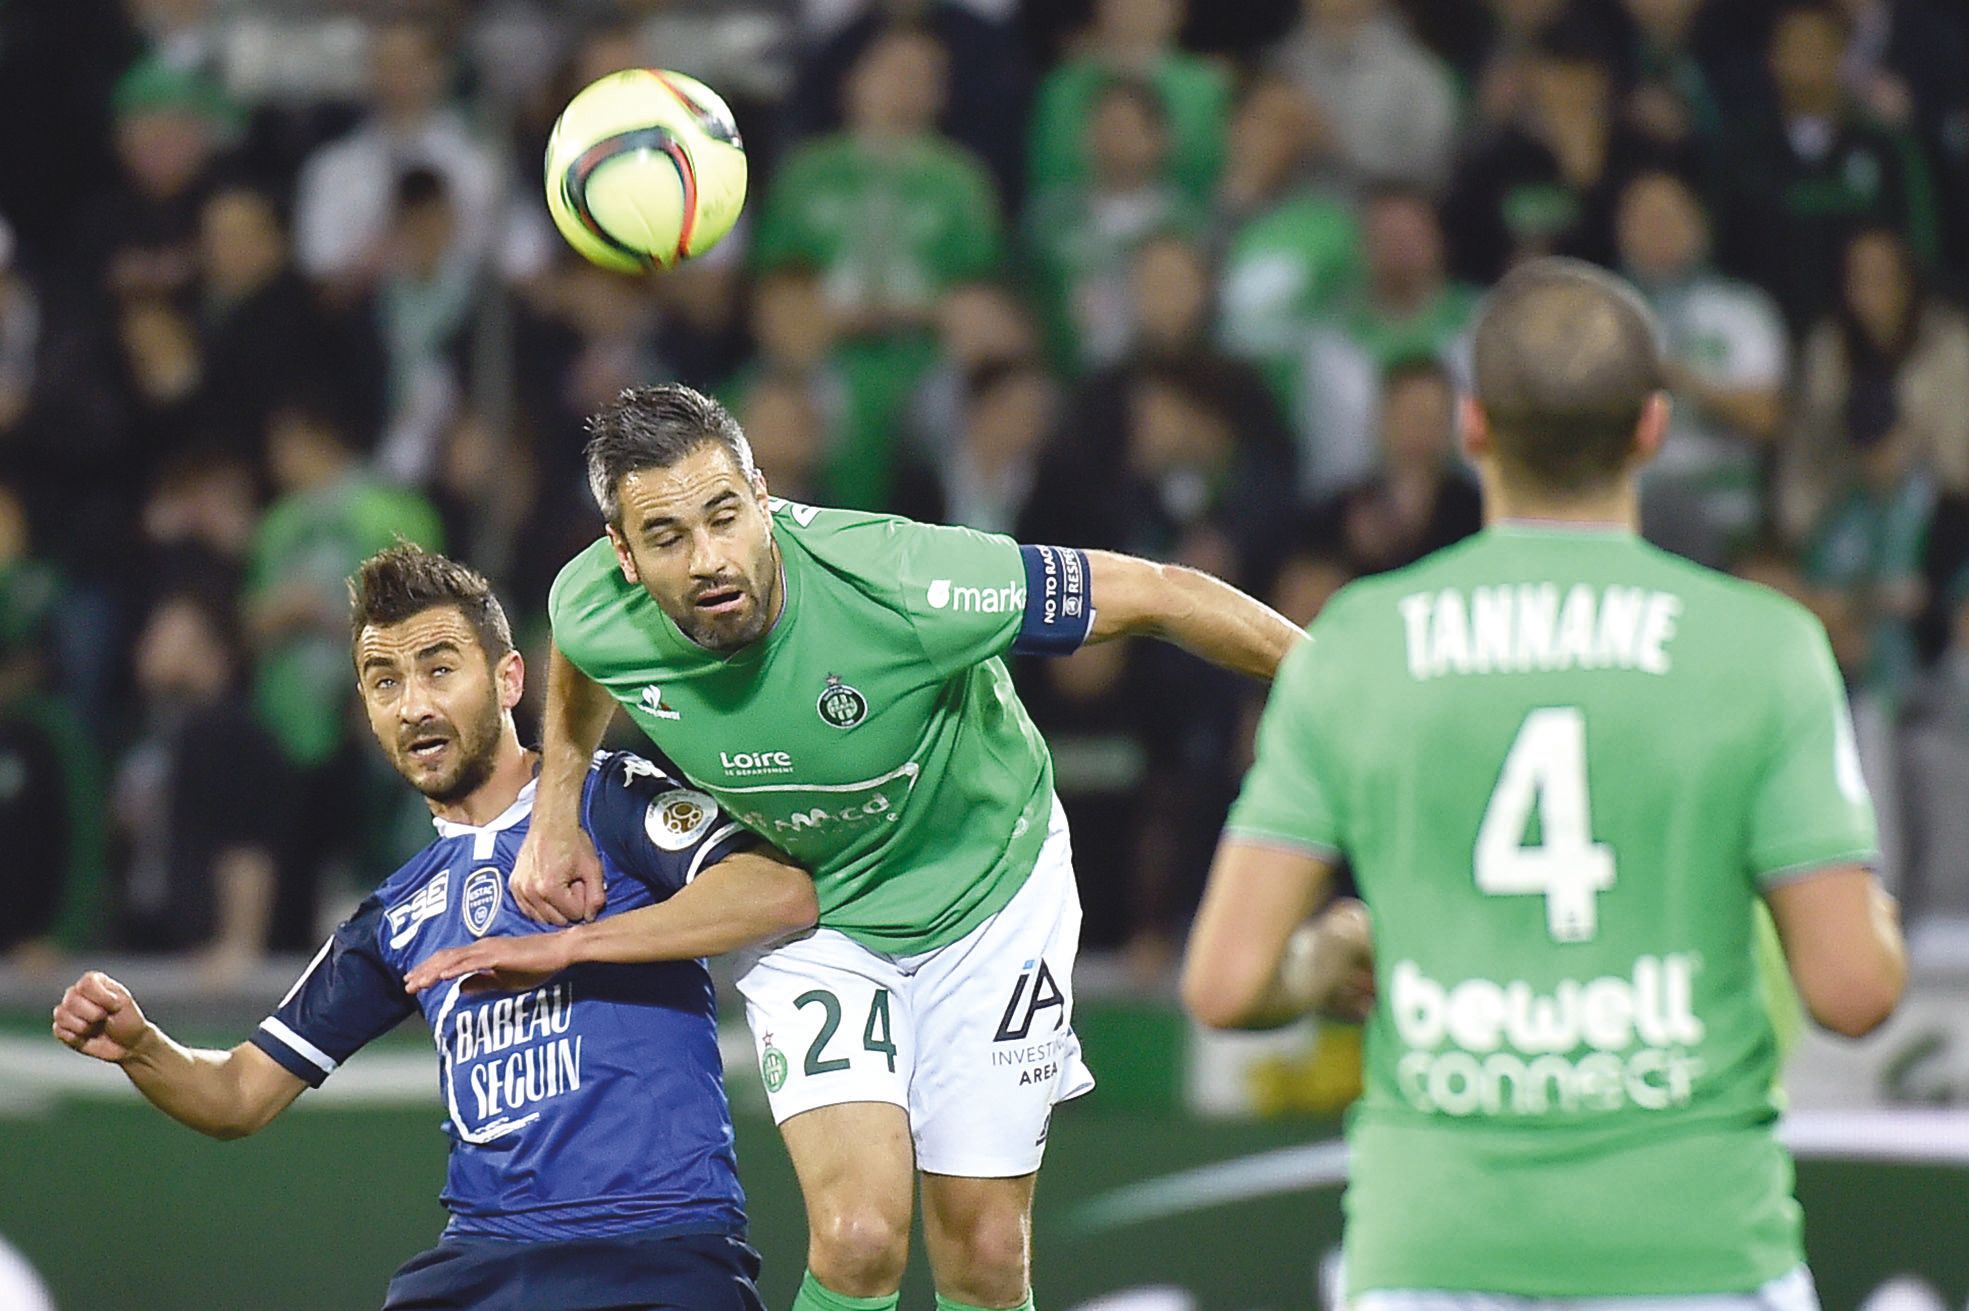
[544,69,747,274]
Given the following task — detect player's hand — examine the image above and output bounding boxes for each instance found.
[51,971,152,1064]
[404,934,576,996]
[1307,899,1376,1023]
[510,817,605,926]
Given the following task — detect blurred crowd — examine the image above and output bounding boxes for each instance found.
[1,0,1967,982]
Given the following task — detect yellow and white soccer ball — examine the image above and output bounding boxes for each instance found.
[544,68,747,274]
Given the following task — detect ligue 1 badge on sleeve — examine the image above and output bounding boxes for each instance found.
[816,672,868,729]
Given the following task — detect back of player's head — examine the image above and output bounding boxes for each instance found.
[1470,257,1664,496]
[584,384,758,527]
[348,541,513,662]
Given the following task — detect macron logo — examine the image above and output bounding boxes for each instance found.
[927,579,1026,614]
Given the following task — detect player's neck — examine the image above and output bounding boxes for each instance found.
[1482,478,1639,534]
[429,737,538,828]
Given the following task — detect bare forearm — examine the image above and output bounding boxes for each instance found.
[118,1031,290,1140]
[1088,552,1304,681]
[564,858,817,962]
[538,641,618,823]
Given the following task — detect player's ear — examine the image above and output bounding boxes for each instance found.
[1458,394,1491,463]
[752,469,771,515]
[606,524,641,585]
[1632,390,1671,466]
[495,648,524,712]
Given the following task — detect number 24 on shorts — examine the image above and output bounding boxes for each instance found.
[780,988,897,1082]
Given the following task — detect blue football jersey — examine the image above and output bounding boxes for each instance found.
[251,751,756,1241]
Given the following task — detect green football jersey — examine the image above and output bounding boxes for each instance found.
[549,501,1081,954]
[1228,524,1877,1297]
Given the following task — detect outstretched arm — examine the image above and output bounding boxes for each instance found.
[510,641,620,925]
[1181,841,1374,1030]
[405,850,817,993]
[52,972,306,1140]
[1084,550,1304,681]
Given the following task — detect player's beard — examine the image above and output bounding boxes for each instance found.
[671,541,781,652]
[395,687,504,806]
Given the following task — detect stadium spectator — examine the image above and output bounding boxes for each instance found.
[1616,169,1788,567]
[195,184,381,460]
[125,0,227,81]
[116,298,205,470]
[140,448,259,609]
[113,592,291,976]
[924,357,1058,535]
[1444,17,1658,282]
[721,266,907,510]
[1616,0,1726,160]
[82,59,239,304]
[785,0,1034,204]
[1270,0,1459,195]
[1026,81,1203,371]
[1783,226,1969,540]
[739,370,830,506]
[1295,186,1477,497]
[1318,356,1482,576]
[752,24,1001,502]
[753,26,1002,338]
[1713,1,1940,332]
[372,167,479,487]
[1781,227,1968,696]
[1215,75,1362,411]
[0,481,103,966]
[1026,0,1230,204]
[1053,234,1293,532]
[291,16,502,297]
[245,396,442,775]
[903,279,1044,466]
[1899,574,1969,925]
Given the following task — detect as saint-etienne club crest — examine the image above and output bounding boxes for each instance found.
[761,1035,789,1093]
[816,673,867,729]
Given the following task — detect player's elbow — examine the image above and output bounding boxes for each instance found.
[766,876,820,936]
[1802,966,1904,1039]
[1180,958,1268,1031]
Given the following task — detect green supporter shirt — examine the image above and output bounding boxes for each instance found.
[1217,191,1364,409]
[549,501,1093,953]
[752,134,1004,317]
[1027,54,1229,204]
[247,476,444,766]
[1228,525,1877,1298]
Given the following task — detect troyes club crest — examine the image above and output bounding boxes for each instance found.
[816,673,868,729]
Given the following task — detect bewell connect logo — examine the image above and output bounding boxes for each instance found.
[1390,955,1706,1117]
[927,578,1026,613]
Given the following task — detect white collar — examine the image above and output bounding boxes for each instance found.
[431,777,538,842]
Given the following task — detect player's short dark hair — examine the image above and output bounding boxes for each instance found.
[348,542,513,663]
[583,384,757,527]
[1471,257,1664,495]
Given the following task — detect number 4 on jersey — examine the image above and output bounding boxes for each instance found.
[1475,707,1616,942]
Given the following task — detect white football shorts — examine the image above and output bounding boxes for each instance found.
[734,795,1095,1177]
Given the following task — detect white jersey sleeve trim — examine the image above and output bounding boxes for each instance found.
[257,1017,339,1077]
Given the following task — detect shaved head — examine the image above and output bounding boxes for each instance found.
[1471,257,1665,495]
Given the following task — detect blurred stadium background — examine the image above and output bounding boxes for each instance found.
[1,0,1967,1306]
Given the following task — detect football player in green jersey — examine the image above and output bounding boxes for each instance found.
[415,382,1302,1311]
[1183,258,1907,1309]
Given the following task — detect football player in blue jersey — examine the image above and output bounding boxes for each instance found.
[52,544,817,1311]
